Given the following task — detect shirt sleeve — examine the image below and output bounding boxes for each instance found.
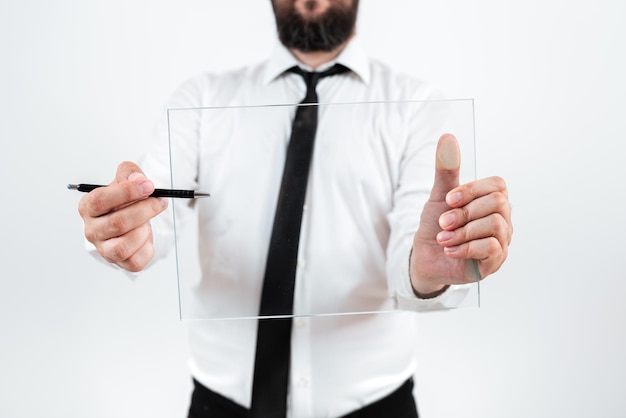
[140,75,211,266]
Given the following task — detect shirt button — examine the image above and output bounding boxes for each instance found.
[296,377,309,389]
[294,317,307,330]
[297,258,306,268]
[303,204,308,212]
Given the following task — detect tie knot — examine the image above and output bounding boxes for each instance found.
[288,64,350,103]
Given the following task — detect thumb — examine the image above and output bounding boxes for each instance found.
[113,161,147,184]
[430,134,461,201]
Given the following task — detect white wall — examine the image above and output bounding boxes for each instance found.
[1,0,624,417]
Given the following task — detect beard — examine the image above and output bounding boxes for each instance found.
[273,0,359,52]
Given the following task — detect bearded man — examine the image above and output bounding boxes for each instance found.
[78,1,512,417]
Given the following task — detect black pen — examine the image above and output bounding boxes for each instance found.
[67,184,210,198]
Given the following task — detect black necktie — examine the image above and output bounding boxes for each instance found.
[250,64,349,418]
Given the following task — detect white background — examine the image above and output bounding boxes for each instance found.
[1,0,625,417]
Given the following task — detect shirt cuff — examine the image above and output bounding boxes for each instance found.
[394,255,472,311]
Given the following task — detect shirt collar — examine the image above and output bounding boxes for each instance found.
[262,36,371,85]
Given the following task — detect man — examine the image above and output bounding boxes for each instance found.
[78,0,512,417]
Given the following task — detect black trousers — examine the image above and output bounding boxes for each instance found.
[188,378,418,418]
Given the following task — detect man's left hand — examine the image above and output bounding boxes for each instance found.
[410,134,513,297]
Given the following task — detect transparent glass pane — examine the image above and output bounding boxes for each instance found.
[167,99,479,320]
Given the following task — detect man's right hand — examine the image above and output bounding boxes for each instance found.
[78,161,169,272]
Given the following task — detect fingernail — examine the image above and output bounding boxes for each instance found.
[128,172,153,195]
[437,230,454,243]
[139,181,154,195]
[437,135,460,170]
[128,172,146,182]
[159,197,169,208]
[446,192,462,206]
[439,213,456,229]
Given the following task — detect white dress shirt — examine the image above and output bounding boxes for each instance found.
[135,38,470,418]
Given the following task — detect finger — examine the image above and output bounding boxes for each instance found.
[439,190,512,231]
[443,237,507,278]
[110,161,155,211]
[445,176,508,208]
[85,197,168,243]
[117,238,154,272]
[429,134,461,202]
[78,172,155,218]
[437,213,510,250]
[114,161,145,184]
[98,222,154,271]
